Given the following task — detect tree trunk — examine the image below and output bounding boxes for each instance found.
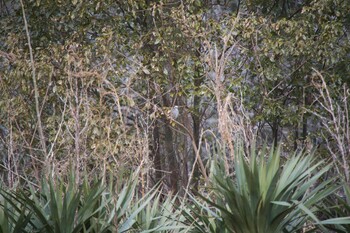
[151,124,162,185]
[164,123,179,193]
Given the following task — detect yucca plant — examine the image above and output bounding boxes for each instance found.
[0,191,36,233]
[130,191,187,233]
[2,174,114,233]
[191,145,341,233]
[0,170,166,233]
[112,174,157,233]
[182,193,229,233]
[319,183,350,232]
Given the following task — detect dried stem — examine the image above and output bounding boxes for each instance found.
[307,69,350,183]
[19,0,47,162]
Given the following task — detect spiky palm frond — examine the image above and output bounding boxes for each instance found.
[188,145,341,233]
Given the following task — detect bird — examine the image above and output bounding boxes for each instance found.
[170,106,179,119]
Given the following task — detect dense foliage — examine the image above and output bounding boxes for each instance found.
[0,0,350,232]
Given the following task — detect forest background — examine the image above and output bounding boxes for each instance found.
[0,0,350,232]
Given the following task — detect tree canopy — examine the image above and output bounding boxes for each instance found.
[0,0,349,191]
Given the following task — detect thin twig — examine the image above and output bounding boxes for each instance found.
[19,0,47,160]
